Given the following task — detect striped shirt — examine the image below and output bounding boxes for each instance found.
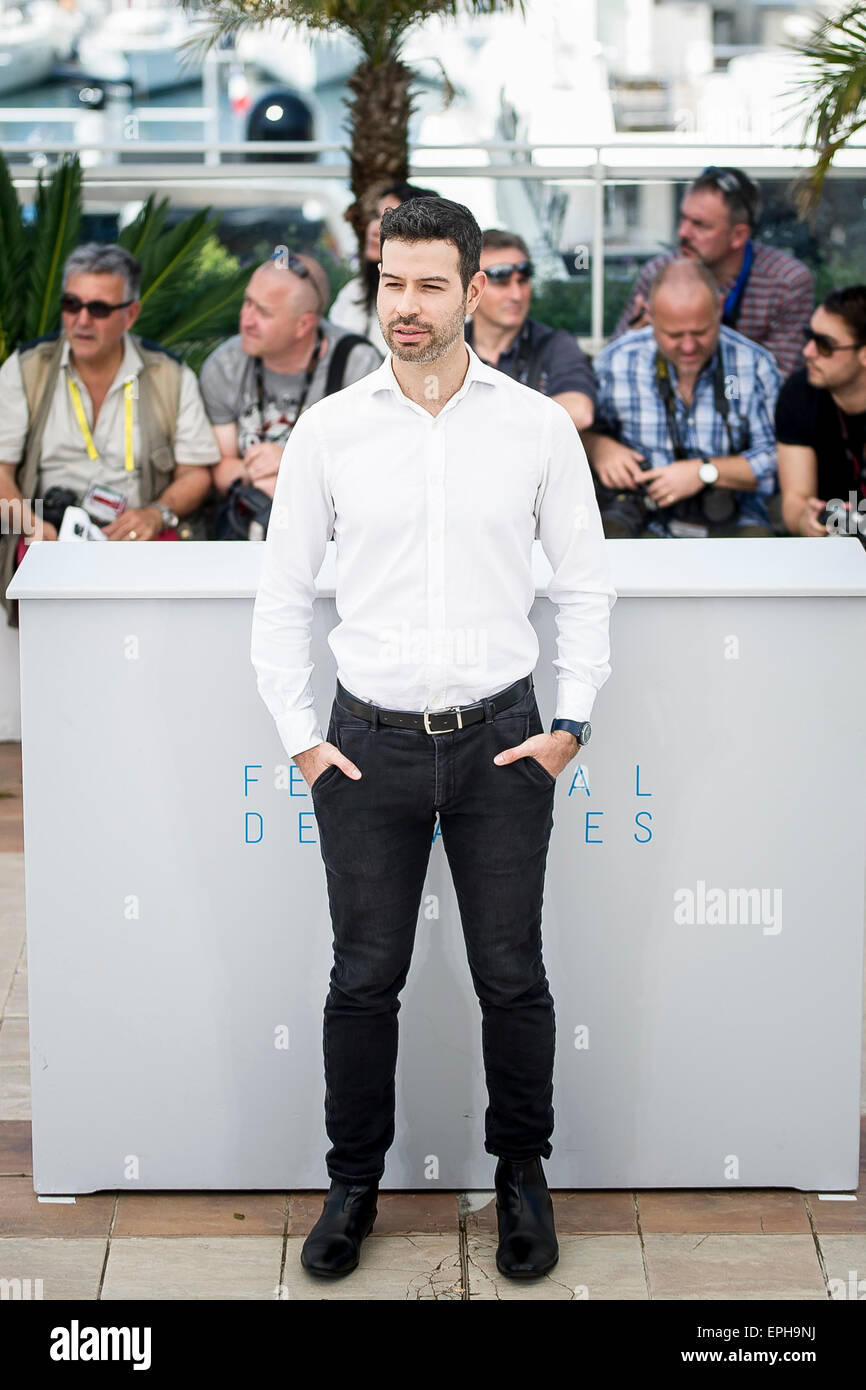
[612,243,814,381]
[592,325,781,528]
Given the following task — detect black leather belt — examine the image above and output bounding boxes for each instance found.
[336,674,533,734]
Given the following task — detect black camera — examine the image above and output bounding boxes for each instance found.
[594,454,737,538]
[40,487,78,532]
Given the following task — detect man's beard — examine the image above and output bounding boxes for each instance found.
[380,298,467,365]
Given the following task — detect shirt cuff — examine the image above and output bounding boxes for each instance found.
[553,679,600,723]
[274,708,325,760]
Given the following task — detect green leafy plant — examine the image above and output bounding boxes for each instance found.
[787,3,866,219]
[0,152,253,369]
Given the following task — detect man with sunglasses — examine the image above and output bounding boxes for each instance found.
[464,229,596,431]
[613,167,813,381]
[776,286,866,538]
[0,243,220,624]
[199,251,381,535]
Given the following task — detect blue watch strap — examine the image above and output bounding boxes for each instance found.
[551,717,590,744]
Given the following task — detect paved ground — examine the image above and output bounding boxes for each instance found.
[1,741,864,1300]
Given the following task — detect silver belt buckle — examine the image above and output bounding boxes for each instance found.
[423,705,464,734]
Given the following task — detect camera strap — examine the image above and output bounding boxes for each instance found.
[834,404,866,497]
[654,348,744,460]
[253,323,324,441]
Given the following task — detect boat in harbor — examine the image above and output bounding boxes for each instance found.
[76,0,208,94]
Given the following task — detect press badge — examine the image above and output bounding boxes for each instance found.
[82,482,127,524]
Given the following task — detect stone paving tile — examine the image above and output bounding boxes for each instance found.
[102,1236,284,1300]
[465,1233,647,1300]
[287,1190,459,1236]
[113,1191,287,1237]
[0,1064,30,1120]
[637,1189,812,1234]
[467,1189,637,1235]
[0,1176,115,1236]
[5,966,27,1018]
[643,1234,826,1300]
[0,1236,105,1299]
[807,1175,866,1234]
[817,1234,866,1299]
[0,1017,29,1065]
[281,1235,463,1300]
[0,1120,31,1175]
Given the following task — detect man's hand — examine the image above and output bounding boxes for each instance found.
[493,728,580,780]
[295,740,363,790]
[591,438,647,491]
[103,506,164,541]
[641,460,705,508]
[800,496,830,537]
[245,442,284,482]
[23,517,58,544]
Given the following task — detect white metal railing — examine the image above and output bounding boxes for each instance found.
[4,137,864,346]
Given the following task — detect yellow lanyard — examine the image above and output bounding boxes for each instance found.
[67,375,135,472]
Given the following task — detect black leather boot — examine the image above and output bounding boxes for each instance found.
[494,1156,559,1278]
[300,1180,379,1277]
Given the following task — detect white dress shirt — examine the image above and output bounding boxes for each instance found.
[250,343,616,759]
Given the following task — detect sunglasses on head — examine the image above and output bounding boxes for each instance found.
[270,248,325,310]
[803,325,866,357]
[698,166,757,219]
[484,259,534,285]
[60,293,135,319]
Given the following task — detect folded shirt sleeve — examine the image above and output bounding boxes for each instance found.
[249,408,335,758]
[535,402,617,721]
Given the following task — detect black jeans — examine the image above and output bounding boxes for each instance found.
[310,677,557,1184]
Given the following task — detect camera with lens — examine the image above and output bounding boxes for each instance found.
[40,487,79,532]
[594,451,738,538]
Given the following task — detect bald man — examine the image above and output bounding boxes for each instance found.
[200,252,382,526]
[584,257,780,537]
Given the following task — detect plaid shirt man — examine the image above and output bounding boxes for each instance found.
[592,324,781,529]
[613,243,814,382]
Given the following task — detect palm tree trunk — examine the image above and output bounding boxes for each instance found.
[343,56,415,256]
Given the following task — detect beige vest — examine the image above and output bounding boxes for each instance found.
[1,333,181,627]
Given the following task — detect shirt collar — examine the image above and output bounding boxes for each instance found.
[61,331,143,387]
[369,340,501,403]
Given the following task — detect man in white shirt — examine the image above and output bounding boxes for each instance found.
[250,197,616,1281]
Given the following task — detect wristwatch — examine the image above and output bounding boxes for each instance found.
[154,503,179,530]
[697,461,720,486]
[551,718,592,746]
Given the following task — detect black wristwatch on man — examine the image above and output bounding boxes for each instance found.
[550,718,592,746]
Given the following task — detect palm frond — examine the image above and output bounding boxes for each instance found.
[137,262,253,344]
[180,0,522,64]
[117,195,172,259]
[0,154,28,360]
[785,3,866,218]
[24,155,83,342]
[135,207,220,326]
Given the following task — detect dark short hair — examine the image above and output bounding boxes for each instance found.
[481,228,530,259]
[379,197,482,292]
[689,167,760,231]
[821,285,866,344]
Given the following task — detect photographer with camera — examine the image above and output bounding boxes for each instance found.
[0,243,221,628]
[199,252,381,540]
[584,258,779,539]
[775,286,866,543]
